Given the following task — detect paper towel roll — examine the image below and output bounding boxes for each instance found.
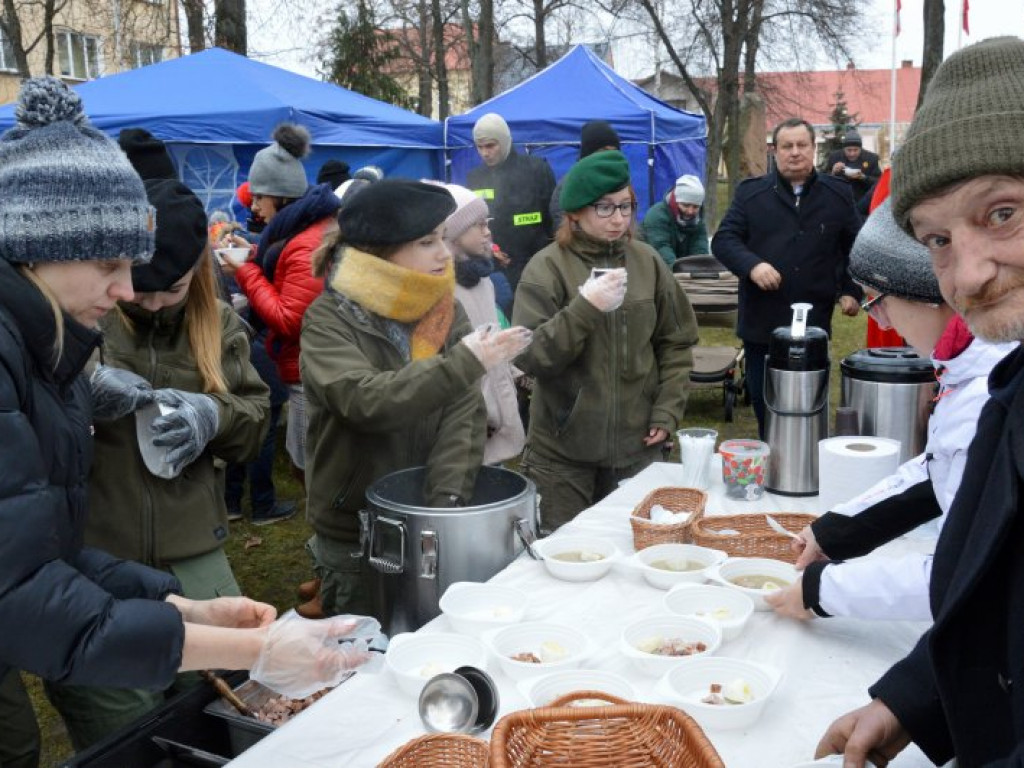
[818,437,902,512]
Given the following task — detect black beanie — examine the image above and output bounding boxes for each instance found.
[339,179,456,246]
[316,158,350,187]
[580,120,621,159]
[132,179,208,292]
[118,128,177,181]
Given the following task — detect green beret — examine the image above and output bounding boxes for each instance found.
[559,150,631,212]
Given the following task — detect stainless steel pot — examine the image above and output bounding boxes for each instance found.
[362,466,537,635]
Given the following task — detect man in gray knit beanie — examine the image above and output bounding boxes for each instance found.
[817,35,1024,768]
[0,77,154,265]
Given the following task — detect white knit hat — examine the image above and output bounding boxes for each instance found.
[673,174,705,206]
[440,183,489,244]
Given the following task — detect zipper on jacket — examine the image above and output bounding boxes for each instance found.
[144,322,158,564]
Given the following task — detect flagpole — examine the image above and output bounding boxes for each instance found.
[889,0,899,159]
[958,0,964,49]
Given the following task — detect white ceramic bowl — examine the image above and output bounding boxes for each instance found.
[385,632,488,698]
[710,557,798,611]
[662,584,755,642]
[631,543,727,590]
[215,246,250,266]
[520,669,637,708]
[439,582,528,635]
[533,535,619,582]
[620,614,720,677]
[484,622,590,681]
[656,656,781,730]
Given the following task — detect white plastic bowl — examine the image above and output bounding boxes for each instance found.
[789,757,877,768]
[135,402,176,479]
[710,557,798,611]
[620,614,720,677]
[533,535,619,582]
[662,584,755,641]
[520,669,637,708]
[385,632,488,698]
[439,582,528,635]
[484,622,590,681]
[630,543,727,590]
[843,166,861,177]
[215,246,250,266]
[656,656,781,730]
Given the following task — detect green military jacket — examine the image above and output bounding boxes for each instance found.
[301,288,487,545]
[88,301,270,566]
[513,232,699,468]
[640,201,711,267]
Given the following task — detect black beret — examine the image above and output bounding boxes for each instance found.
[579,120,621,159]
[132,179,208,293]
[118,128,177,181]
[316,158,350,187]
[338,179,456,246]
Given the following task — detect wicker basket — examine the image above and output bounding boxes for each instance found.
[690,513,817,563]
[490,691,724,767]
[378,733,490,767]
[630,487,707,550]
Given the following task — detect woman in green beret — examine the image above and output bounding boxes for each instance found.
[512,151,700,531]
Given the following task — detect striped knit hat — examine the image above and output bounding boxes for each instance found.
[0,77,154,265]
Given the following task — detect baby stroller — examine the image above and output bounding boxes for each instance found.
[673,254,746,422]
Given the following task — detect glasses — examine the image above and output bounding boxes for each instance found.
[860,292,886,314]
[472,218,493,231]
[592,201,638,218]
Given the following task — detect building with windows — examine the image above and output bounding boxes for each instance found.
[0,0,180,103]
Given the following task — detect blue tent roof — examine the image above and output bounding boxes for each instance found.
[0,47,443,148]
[444,45,705,148]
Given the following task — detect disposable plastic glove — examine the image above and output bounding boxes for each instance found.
[579,268,627,312]
[462,325,533,370]
[151,389,220,474]
[90,365,156,421]
[250,611,386,699]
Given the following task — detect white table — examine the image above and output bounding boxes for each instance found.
[228,461,939,767]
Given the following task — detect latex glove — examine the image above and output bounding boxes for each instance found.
[90,364,156,421]
[250,611,386,699]
[462,325,533,370]
[579,268,627,312]
[151,389,220,474]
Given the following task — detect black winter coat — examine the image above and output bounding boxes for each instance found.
[0,259,184,690]
[711,170,862,344]
[823,147,882,202]
[467,149,556,292]
[870,346,1024,766]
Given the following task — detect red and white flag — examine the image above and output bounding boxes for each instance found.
[896,0,902,35]
[963,0,970,35]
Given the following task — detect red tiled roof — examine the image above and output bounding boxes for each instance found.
[379,24,472,75]
[755,65,921,129]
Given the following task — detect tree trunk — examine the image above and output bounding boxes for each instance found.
[431,0,448,119]
[181,0,206,51]
[0,0,31,76]
[534,0,546,68]
[416,0,432,116]
[720,0,747,194]
[479,0,494,100]
[917,0,944,110]
[42,0,57,74]
[215,0,246,54]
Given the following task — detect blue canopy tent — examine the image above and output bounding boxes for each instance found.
[444,45,706,219]
[0,48,445,215]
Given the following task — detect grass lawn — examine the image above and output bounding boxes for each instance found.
[30,306,869,767]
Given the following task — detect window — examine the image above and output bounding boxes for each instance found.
[55,30,101,80]
[0,26,17,72]
[131,42,163,68]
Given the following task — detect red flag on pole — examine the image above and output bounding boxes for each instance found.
[896,0,902,35]
[963,0,970,34]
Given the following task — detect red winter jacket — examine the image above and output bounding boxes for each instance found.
[235,217,331,383]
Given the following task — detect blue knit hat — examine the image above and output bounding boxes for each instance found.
[0,77,155,265]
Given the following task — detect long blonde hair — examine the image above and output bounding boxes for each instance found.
[116,246,227,394]
[18,265,65,368]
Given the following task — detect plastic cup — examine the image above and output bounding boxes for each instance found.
[719,439,770,500]
[676,428,718,490]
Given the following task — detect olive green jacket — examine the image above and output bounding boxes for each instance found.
[513,233,699,467]
[301,289,487,545]
[88,301,270,566]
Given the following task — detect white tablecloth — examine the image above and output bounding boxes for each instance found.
[227,461,938,767]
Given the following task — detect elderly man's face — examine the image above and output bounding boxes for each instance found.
[911,175,1024,342]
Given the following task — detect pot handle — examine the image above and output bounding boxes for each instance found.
[514,517,540,560]
[368,515,405,574]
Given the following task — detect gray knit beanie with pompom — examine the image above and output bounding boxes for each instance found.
[248,123,311,198]
[0,76,155,265]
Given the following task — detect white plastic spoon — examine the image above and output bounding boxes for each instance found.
[765,514,801,541]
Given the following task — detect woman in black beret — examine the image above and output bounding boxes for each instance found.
[301,179,533,618]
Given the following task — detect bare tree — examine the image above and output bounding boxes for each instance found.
[431,0,449,118]
[215,0,246,53]
[460,0,494,104]
[917,0,943,109]
[180,0,206,51]
[0,0,69,76]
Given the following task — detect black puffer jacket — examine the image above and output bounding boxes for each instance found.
[467,149,557,292]
[712,170,862,344]
[0,259,184,689]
